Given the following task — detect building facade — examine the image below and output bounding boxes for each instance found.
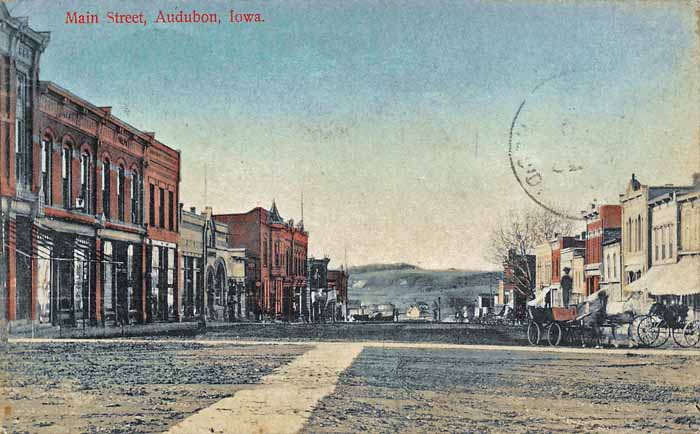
[601,237,622,301]
[0,6,50,332]
[560,244,585,304]
[179,205,249,322]
[583,204,621,297]
[619,174,696,295]
[214,202,307,321]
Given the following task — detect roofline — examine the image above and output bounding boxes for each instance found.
[40,80,176,153]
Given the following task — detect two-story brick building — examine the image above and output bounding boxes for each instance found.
[214,202,307,321]
[582,203,621,297]
[0,6,182,333]
[0,5,50,334]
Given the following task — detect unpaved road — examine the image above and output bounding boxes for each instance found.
[2,335,700,433]
[305,345,700,433]
[1,340,311,434]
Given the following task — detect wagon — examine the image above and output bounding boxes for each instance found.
[636,302,700,348]
[527,290,647,347]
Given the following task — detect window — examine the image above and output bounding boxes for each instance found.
[40,138,52,203]
[274,241,279,267]
[158,187,165,228]
[62,147,72,209]
[15,71,31,189]
[613,253,617,278]
[117,165,125,221]
[263,240,268,266]
[636,215,642,252]
[654,228,659,261]
[79,152,91,213]
[149,183,155,226]
[131,171,141,224]
[102,160,111,218]
[168,190,174,231]
[662,227,666,259]
[606,254,610,279]
[669,226,674,258]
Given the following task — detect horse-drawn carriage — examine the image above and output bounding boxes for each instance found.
[636,302,700,348]
[526,289,699,347]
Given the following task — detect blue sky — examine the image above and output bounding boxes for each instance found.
[13,0,699,269]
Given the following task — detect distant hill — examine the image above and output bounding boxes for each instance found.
[348,263,418,274]
[348,264,502,312]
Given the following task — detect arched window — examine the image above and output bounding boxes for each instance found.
[15,72,31,189]
[117,165,125,221]
[636,215,642,252]
[40,136,52,203]
[61,146,72,209]
[102,159,111,218]
[79,152,91,213]
[130,170,141,224]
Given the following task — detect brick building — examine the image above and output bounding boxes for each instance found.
[582,204,621,297]
[143,135,180,322]
[214,202,307,320]
[327,266,349,320]
[0,6,50,332]
[549,235,584,306]
[0,6,182,332]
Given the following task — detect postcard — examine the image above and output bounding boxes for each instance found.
[1,1,699,433]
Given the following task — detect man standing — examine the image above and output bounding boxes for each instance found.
[561,267,573,307]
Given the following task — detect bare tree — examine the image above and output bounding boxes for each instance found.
[485,208,576,299]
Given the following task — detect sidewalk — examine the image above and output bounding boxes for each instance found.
[7,321,203,339]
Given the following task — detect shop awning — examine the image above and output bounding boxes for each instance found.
[628,256,700,296]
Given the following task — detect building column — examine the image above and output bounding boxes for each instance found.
[94,237,102,322]
[0,208,8,339]
[30,224,37,321]
[174,249,181,322]
[7,218,16,322]
[141,241,148,323]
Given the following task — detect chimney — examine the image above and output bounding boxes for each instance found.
[692,172,700,187]
[190,206,196,213]
[205,206,213,216]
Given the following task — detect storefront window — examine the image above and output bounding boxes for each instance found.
[151,246,160,321]
[103,241,114,321]
[167,248,175,317]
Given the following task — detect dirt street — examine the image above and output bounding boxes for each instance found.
[304,346,700,433]
[1,340,311,434]
[2,326,700,434]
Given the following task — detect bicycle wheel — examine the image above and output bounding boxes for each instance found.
[683,320,700,347]
[636,315,659,347]
[527,321,541,345]
[547,322,563,346]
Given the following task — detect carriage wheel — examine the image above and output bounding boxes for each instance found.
[628,316,645,346]
[636,315,660,347]
[672,327,687,347]
[682,321,700,348]
[547,323,563,346]
[651,319,670,348]
[527,321,541,346]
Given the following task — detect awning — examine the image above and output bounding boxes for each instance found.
[628,256,700,296]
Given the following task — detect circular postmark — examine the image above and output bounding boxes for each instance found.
[508,71,597,221]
